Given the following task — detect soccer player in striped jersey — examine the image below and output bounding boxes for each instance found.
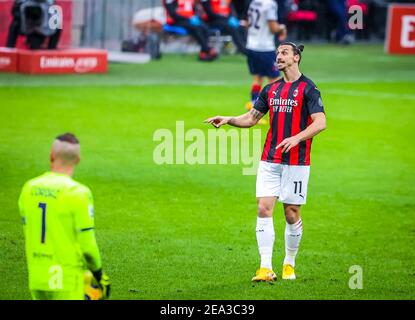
[18,133,110,299]
[205,42,326,281]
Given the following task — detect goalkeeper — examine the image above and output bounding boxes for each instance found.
[18,133,110,300]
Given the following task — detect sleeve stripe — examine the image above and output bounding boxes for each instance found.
[80,227,94,232]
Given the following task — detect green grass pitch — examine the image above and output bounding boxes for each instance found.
[0,44,414,299]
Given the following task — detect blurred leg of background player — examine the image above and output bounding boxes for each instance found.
[174,18,219,61]
[163,0,218,61]
[206,16,247,55]
[326,0,353,44]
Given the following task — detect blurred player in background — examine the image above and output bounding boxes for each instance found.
[231,0,251,41]
[18,133,110,300]
[205,42,326,282]
[200,0,247,55]
[163,0,218,61]
[7,0,62,50]
[325,0,353,44]
[232,0,250,22]
[245,0,287,123]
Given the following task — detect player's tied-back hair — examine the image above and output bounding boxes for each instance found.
[52,133,80,164]
[280,41,305,63]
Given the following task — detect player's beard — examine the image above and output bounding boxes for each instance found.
[277,60,294,71]
[277,63,286,71]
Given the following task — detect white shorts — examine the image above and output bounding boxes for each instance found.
[256,161,310,205]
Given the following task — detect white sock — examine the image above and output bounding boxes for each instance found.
[256,217,275,270]
[284,219,303,267]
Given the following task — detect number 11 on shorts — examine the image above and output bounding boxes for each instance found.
[293,181,302,194]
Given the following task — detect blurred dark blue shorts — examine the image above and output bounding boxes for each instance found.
[247,49,280,78]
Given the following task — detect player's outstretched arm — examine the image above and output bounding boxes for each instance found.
[204,108,265,128]
[276,112,326,153]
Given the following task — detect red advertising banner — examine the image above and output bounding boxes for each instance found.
[18,49,108,74]
[385,4,415,54]
[0,47,18,72]
[0,0,72,49]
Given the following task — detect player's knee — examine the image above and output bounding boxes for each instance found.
[257,203,273,217]
[284,205,300,224]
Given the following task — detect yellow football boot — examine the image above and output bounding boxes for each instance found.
[282,264,296,280]
[251,267,277,282]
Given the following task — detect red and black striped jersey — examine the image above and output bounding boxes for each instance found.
[254,74,325,166]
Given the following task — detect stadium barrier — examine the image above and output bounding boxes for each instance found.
[0,47,18,72]
[385,4,415,55]
[0,47,108,74]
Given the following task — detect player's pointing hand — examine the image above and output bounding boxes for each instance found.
[204,116,231,128]
[276,136,300,153]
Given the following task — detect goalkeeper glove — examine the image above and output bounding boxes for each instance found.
[93,269,111,300]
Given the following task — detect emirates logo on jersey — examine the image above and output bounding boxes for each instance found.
[269,97,298,107]
[269,97,298,113]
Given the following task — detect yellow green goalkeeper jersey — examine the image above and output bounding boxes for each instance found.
[18,171,102,292]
